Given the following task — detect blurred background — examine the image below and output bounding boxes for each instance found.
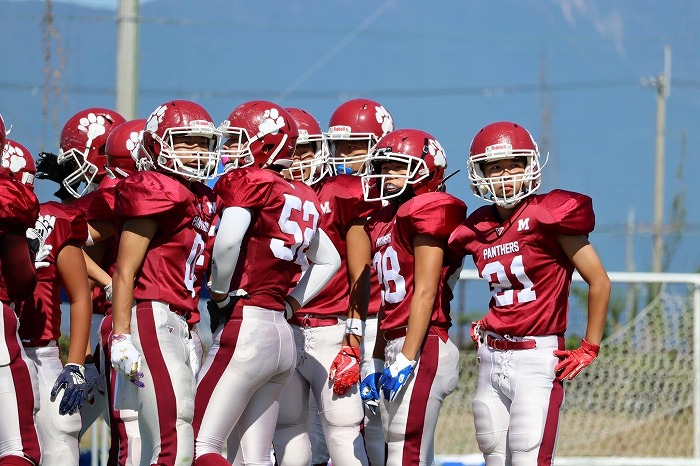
[2,0,699,275]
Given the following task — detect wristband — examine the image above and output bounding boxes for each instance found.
[345,318,366,336]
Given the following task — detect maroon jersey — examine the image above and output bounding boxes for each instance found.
[115,171,218,316]
[187,186,220,323]
[19,202,88,344]
[300,174,381,317]
[0,176,40,304]
[448,189,594,337]
[214,168,321,311]
[0,176,40,235]
[366,192,467,333]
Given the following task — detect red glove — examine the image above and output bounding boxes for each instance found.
[553,338,600,381]
[329,345,361,395]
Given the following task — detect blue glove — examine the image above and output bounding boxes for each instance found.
[50,363,88,415]
[379,352,417,402]
[360,358,384,415]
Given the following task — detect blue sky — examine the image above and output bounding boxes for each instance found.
[2,0,700,274]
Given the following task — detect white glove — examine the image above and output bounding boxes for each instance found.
[103,283,113,302]
[34,243,53,269]
[27,214,56,269]
[110,334,144,388]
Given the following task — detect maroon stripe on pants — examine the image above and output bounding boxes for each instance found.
[537,335,566,466]
[100,315,129,466]
[136,305,178,465]
[192,317,243,441]
[402,334,439,466]
[3,305,41,464]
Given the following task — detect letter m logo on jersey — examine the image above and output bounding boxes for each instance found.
[320,201,332,215]
[517,218,530,231]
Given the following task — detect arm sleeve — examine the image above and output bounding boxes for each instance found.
[208,206,252,294]
[288,228,341,306]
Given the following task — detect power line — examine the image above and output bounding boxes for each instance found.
[0,78,646,100]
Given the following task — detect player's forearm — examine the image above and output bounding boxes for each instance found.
[347,272,370,321]
[83,250,112,288]
[402,292,435,361]
[584,276,611,346]
[66,299,92,365]
[111,268,135,334]
[346,222,371,321]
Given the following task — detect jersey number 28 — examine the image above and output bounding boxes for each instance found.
[373,246,407,305]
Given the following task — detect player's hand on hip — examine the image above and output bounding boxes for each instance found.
[380,352,416,402]
[110,333,144,388]
[207,289,249,334]
[50,363,89,415]
[329,345,361,396]
[553,338,600,381]
[360,358,384,415]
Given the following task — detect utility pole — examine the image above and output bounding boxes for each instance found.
[644,46,671,273]
[116,0,139,119]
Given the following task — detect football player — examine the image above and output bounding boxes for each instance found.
[447,121,610,466]
[78,118,147,466]
[193,101,340,466]
[30,109,127,457]
[110,100,220,466]
[16,135,93,466]
[274,106,387,466]
[0,128,43,466]
[359,129,466,466]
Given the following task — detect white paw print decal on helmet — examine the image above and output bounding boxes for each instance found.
[428,139,446,167]
[126,130,142,157]
[259,108,285,135]
[146,105,167,133]
[1,144,27,174]
[374,106,394,136]
[79,113,108,143]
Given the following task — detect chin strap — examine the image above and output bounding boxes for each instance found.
[438,169,460,192]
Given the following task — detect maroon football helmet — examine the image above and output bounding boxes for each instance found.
[57,107,126,197]
[326,98,394,175]
[284,107,329,185]
[140,100,219,181]
[219,100,298,172]
[1,139,36,188]
[361,128,446,202]
[105,119,147,178]
[467,121,544,207]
